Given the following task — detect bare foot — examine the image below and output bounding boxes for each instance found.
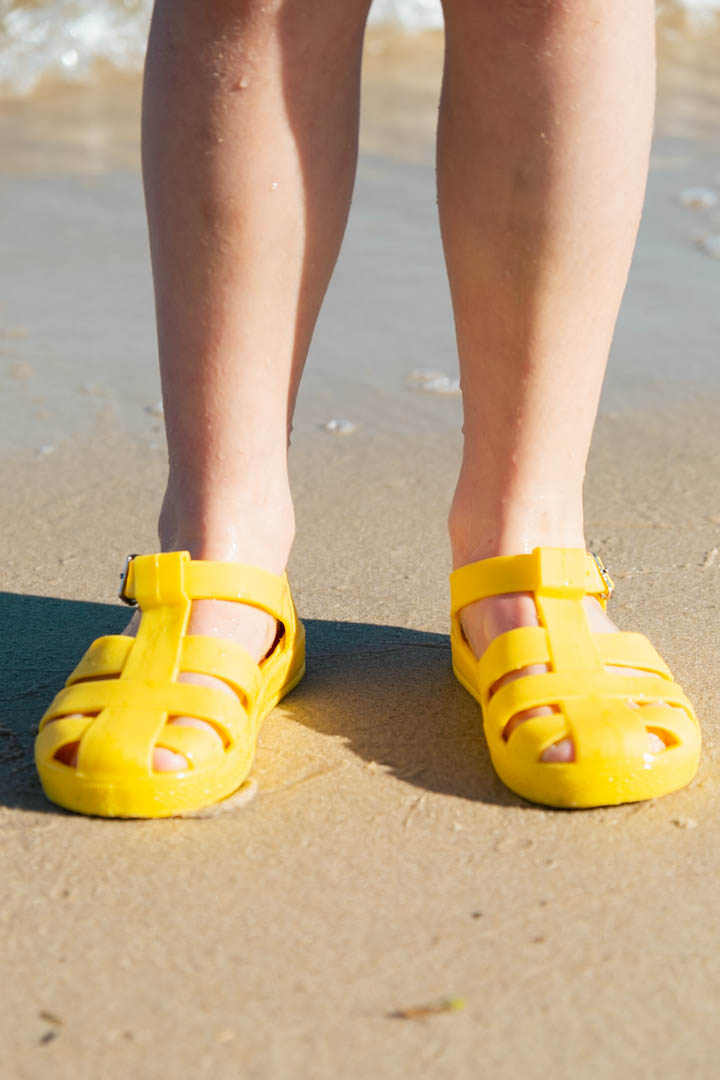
[50,590,278,773]
[459,591,685,762]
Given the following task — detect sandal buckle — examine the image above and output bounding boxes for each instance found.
[591,551,614,601]
[119,554,141,606]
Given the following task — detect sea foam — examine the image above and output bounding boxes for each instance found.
[0,0,718,98]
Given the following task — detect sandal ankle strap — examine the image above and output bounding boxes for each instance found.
[120,551,291,624]
[450,547,612,616]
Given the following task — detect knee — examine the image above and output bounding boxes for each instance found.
[152,0,371,57]
[155,0,368,35]
[441,0,592,36]
[152,0,287,41]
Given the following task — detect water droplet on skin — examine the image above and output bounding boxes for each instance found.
[271,182,279,191]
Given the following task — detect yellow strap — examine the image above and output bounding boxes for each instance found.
[36,713,91,747]
[120,553,190,684]
[76,705,167,776]
[46,680,246,734]
[450,548,607,615]
[487,670,691,726]
[595,633,672,678]
[65,636,133,686]
[535,592,605,673]
[562,697,653,764]
[180,636,261,707]
[124,553,289,624]
[474,627,674,714]
[73,679,247,777]
[476,627,550,705]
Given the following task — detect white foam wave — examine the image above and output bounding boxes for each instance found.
[1,0,718,98]
[0,0,152,96]
[370,0,443,30]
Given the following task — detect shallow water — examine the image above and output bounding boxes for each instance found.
[1,0,719,98]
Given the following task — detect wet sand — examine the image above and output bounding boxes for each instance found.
[2,27,720,1079]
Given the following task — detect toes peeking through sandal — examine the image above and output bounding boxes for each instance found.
[450,547,701,808]
[35,551,305,818]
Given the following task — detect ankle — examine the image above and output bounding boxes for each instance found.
[158,480,295,573]
[448,489,585,569]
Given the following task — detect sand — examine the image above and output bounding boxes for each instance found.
[2,25,720,1080]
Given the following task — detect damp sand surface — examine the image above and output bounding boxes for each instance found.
[2,28,720,1080]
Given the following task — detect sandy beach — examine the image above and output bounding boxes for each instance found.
[2,22,720,1079]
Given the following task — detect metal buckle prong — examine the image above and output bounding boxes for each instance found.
[591,551,614,601]
[119,553,140,606]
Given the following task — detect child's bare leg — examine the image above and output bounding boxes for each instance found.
[58,0,372,770]
[439,1,682,759]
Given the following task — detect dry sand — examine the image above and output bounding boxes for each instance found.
[2,26,720,1080]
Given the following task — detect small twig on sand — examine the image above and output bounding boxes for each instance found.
[388,999,465,1021]
[403,793,426,829]
[702,547,719,569]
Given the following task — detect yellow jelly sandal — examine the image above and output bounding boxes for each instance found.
[450,547,701,808]
[35,551,305,818]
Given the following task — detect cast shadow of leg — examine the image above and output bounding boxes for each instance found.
[0,592,131,812]
[288,618,520,806]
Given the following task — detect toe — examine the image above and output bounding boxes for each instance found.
[540,726,666,766]
[646,730,668,754]
[154,716,225,772]
[153,746,190,772]
[541,737,575,763]
[155,673,234,772]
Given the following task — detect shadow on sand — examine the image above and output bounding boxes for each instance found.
[0,592,519,814]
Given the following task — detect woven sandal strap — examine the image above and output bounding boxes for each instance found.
[450,548,608,616]
[123,553,290,623]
